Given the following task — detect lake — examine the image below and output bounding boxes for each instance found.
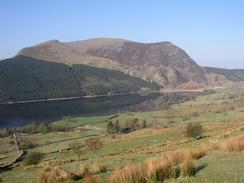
[0,93,162,128]
[0,92,201,128]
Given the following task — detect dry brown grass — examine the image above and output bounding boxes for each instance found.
[180,157,196,177]
[183,146,208,160]
[221,136,244,152]
[37,166,69,183]
[145,155,177,182]
[109,150,199,182]
[208,142,221,151]
[109,163,147,183]
[69,163,91,180]
[80,163,91,177]
[109,153,180,183]
[90,162,107,174]
[83,175,102,183]
[192,146,208,159]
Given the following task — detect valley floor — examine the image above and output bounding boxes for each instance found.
[0,87,244,183]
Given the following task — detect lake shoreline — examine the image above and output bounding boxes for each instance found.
[0,91,159,105]
[0,88,213,105]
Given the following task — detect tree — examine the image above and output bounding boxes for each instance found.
[131,118,139,129]
[114,120,121,133]
[184,122,203,139]
[37,123,51,133]
[142,120,148,128]
[69,141,84,160]
[0,128,12,138]
[85,138,103,157]
[106,121,114,134]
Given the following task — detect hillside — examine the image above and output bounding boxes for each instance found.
[1,87,243,183]
[0,56,160,103]
[18,38,207,87]
[204,66,244,82]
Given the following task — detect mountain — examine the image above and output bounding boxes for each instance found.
[0,38,210,102]
[0,56,160,103]
[18,38,207,87]
[204,67,244,82]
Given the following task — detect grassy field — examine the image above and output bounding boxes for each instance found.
[0,87,244,183]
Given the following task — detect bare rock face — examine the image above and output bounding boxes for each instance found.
[17,38,207,88]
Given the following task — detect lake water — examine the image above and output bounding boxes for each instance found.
[0,93,162,128]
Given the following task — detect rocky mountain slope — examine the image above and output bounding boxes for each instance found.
[18,38,207,87]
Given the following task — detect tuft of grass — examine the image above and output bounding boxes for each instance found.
[186,146,208,160]
[109,163,147,183]
[180,157,196,177]
[221,137,244,152]
[83,175,101,183]
[37,167,69,183]
[145,154,178,182]
[80,164,91,177]
[90,162,107,174]
[69,164,92,181]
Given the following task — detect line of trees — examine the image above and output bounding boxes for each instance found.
[106,119,148,134]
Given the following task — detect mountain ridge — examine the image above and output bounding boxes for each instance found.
[17,38,207,87]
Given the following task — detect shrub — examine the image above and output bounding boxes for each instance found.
[184,122,203,139]
[0,128,12,138]
[24,151,43,165]
[19,139,38,150]
[180,157,196,177]
[37,123,51,133]
[91,163,107,174]
[52,125,71,132]
[69,141,84,160]
[85,138,103,157]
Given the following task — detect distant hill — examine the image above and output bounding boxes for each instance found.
[204,67,244,82]
[17,38,207,87]
[0,56,160,103]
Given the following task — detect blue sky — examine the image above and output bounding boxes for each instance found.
[0,0,243,69]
